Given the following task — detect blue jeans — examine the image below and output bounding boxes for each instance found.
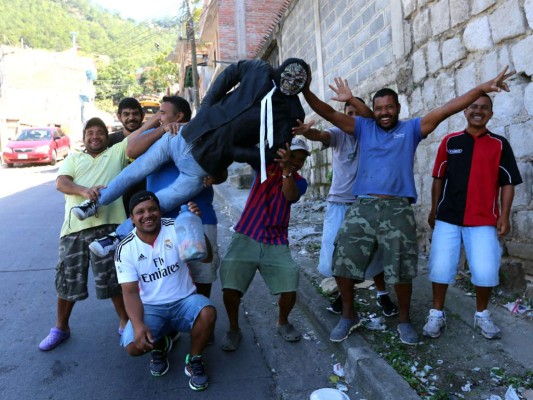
[99,133,208,213]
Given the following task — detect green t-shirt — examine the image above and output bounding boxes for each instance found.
[58,140,129,237]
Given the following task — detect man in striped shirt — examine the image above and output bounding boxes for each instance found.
[219,137,310,351]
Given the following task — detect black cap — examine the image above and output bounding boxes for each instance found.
[128,190,159,214]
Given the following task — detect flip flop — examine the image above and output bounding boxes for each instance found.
[220,330,242,351]
[39,327,70,351]
[276,323,301,342]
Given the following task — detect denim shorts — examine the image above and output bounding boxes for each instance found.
[120,294,212,347]
[429,220,502,287]
[220,233,299,295]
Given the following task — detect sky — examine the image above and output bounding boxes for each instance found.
[91,0,182,22]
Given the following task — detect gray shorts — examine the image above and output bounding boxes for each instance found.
[220,233,299,295]
[55,225,122,301]
[332,197,418,284]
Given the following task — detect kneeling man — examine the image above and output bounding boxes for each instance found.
[115,191,216,391]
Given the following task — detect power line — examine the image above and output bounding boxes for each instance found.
[96,14,181,55]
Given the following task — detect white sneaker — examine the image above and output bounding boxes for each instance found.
[422,309,446,338]
[474,310,501,339]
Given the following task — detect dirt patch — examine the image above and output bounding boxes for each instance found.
[289,200,533,399]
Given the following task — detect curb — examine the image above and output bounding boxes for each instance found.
[214,182,420,400]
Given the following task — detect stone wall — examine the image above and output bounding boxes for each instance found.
[269,0,533,271]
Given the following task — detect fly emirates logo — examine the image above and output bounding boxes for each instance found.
[141,256,181,283]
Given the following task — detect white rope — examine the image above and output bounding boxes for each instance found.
[259,83,277,183]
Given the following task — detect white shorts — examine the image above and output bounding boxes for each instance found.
[429,220,502,287]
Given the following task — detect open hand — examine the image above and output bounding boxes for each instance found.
[291,119,316,136]
[329,77,353,102]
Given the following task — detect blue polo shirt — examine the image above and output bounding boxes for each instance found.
[353,117,423,203]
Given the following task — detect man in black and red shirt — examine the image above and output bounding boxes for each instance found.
[423,94,522,340]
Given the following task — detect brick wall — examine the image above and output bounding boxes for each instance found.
[215,0,291,61]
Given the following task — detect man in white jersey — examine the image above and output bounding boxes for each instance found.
[115,191,216,391]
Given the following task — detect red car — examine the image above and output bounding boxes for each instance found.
[2,127,71,167]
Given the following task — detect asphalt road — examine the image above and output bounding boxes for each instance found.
[0,163,352,400]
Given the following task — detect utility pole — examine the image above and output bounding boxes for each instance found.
[70,32,78,50]
[185,0,200,110]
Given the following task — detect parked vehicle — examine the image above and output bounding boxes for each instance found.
[2,127,71,167]
[139,99,160,123]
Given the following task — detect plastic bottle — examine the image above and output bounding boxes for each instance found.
[174,204,207,262]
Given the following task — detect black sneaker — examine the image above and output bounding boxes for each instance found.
[326,294,342,315]
[89,233,120,257]
[184,354,208,391]
[150,335,173,377]
[71,199,98,221]
[377,294,399,317]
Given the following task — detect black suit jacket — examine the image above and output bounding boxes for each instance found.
[182,60,305,176]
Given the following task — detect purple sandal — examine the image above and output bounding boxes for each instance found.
[39,328,70,351]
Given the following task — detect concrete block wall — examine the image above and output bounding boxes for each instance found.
[274,0,533,270]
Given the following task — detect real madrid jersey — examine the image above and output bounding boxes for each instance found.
[115,218,196,305]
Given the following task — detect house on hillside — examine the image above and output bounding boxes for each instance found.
[0,45,95,150]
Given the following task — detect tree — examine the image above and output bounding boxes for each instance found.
[139,54,179,96]
[94,59,142,112]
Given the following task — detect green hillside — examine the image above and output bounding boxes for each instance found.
[0,0,178,59]
[0,0,181,108]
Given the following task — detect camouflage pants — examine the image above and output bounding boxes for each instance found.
[55,225,121,301]
[332,197,418,284]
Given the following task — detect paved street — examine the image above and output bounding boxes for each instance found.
[0,163,354,400]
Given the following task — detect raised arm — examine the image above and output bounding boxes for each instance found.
[201,60,266,107]
[275,143,301,202]
[292,119,331,146]
[302,86,355,134]
[421,67,514,137]
[329,78,374,119]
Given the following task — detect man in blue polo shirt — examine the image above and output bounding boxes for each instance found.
[302,68,514,345]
